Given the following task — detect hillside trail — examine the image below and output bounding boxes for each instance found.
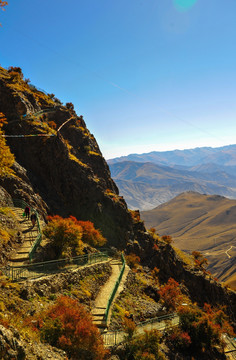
[8,207,45,266]
[204,245,236,259]
[92,258,129,329]
[225,246,236,259]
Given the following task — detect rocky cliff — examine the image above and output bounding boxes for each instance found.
[0,66,134,248]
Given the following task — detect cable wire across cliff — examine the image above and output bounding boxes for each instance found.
[0,109,75,138]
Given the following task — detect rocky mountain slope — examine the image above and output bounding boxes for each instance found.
[109,161,236,210]
[0,66,135,248]
[141,191,236,289]
[1,65,236,359]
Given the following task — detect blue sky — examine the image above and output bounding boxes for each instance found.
[1,0,236,159]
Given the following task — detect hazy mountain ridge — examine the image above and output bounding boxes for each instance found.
[109,160,236,210]
[108,144,236,167]
[141,191,236,289]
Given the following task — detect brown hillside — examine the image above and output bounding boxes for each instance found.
[141,191,236,289]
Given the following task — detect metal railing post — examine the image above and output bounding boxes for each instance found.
[3,250,109,282]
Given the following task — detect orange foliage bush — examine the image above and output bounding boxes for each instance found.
[43,215,83,257]
[192,250,208,270]
[151,267,160,279]
[48,120,57,130]
[129,209,141,223]
[123,316,136,339]
[43,215,106,257]
[161,235,173,244]
[152,243,159,251]
[0,113,15,177]
[149,227,157,235]
[158,278,184,311]
[8,66,23,78]
[125,253,141,269]
[0,317,10,328]
[76,220,106,247]
[40,296,107,360]
[168,328,191,350]
[203,303,234,337]
[175,303,235,353]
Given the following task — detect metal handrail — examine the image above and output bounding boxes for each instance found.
[102,312,179,346]
[12,198,42,261]
[1,251,109,281]
[104,253,126,325]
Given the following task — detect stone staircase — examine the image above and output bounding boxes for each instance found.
[9,207,44,266]
[92,258,129,329]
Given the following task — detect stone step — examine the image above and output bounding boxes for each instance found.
[9,256,29,262]
[17,250,31,255]
[110,261,122,265]
[96,322,107,329]
[8,206,45,264]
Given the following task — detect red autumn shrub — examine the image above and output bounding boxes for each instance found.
[168,328,191,350]
[192,251,208,270]
[43,215,83,257]
[158,278,184,311]
[40,296,107,360]
[152,243,159,251]
[76,220,106,247]
[44,215,106,257]
[123,316,136,339]
[48,120,57,130]
[129,210,141,223]
[177,303,235,352]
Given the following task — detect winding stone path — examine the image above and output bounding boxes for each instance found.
[92,258,129,329]
[9,207,45,266]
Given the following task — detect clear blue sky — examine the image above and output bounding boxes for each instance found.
[1,0,236,159]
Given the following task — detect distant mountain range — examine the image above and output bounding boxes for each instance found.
[108,144,236,167]
[108,145,236,210]
[141,191,236,289]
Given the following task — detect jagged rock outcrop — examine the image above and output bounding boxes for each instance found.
[0,162,48,215]
[0,186,13,207]
[0,66,134,248]
[0,324,26,360]
[0,324,67,359]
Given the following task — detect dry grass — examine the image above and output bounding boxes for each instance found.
[89,150,100,156]
[173,246,194,267]
[141,192,236,289]
[4,68,55,108]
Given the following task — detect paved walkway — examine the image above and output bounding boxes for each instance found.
[92,258,129,329]
[224,335,236,360]
[9,207,45,266]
